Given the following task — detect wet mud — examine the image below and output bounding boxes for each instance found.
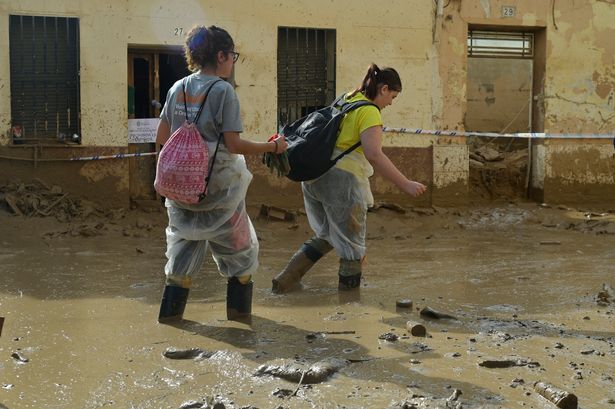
[0,197,614,408]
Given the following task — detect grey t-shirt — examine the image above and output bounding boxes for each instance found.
[160,72,243,143]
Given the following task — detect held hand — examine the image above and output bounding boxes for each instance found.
[405,181,427,197]
[273,134,288,153]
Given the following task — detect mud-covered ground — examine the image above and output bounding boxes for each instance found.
[1,182,614,408]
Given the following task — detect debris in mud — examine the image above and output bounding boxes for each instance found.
[379,332,399,341]
[419,306,457,320]
[478,357,540,369]
[42,222,106,239]
[10,351,29,363]
[407,342,433,354]
[178,395,243,409]
[0,316,4,337]
[255,357,350,384]
[406,321,427,337]
[510,378,525,388]
[475,145,504,162]
[539,240,561,245]
[411,207,437,216]
[370,202,406,214]
[390,388,464,409]
[0,179,100,222]
[534,381,578,409]
[163,347,214,360]
[272,387,295,398]
[597,283,615,305]
[259,204,297,223]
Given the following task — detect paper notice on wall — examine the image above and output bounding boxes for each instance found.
[128,118,160,144]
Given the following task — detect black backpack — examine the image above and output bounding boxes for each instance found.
[281,95,378,181]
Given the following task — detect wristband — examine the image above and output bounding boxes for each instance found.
[273,139,279,154]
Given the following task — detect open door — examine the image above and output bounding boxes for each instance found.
[127,48,190,202]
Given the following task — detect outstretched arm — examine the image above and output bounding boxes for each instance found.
[361,126,426,197]
[224,132,288,155]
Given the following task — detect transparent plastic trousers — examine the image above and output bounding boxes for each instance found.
[301,165,372,261]
[164,151,258,282]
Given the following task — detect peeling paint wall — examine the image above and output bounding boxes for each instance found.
[545,1,615,133]
[466,58,532,132]
[0,0,436,147]
[1,0,613,207]
[439,0,614,205]
[0,0,440,205]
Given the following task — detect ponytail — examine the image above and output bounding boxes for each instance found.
[350,63,402,100]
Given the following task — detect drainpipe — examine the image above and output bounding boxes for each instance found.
[433,0,445,44]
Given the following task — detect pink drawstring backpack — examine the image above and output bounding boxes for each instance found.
[154,79,222,204]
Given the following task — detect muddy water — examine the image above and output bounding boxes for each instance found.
[0,203,614,408]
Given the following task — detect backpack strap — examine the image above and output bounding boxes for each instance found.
[200,132,224,200]
[195,78,224,200]
[331,99,379,163]
[182,80,189,122]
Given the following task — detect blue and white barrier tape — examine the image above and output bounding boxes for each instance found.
[69,152,157,161]
[61,128,614,161]
[383,127,614,139]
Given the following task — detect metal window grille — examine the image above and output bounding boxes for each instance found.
[277,27,336,128]
[468,30,533,58]
[9,15,81,143]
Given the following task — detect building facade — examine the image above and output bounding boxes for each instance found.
[0,0,613,206]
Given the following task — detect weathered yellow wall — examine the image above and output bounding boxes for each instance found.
[1,0,614,206]
[0,0,435,147]
[466,58,532,133]
[439,0,614,205]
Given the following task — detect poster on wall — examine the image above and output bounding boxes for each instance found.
[128,118,160,144]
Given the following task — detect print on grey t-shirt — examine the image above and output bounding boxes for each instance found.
[160,73,243,145]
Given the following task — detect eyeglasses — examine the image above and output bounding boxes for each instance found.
[229,51,240,63]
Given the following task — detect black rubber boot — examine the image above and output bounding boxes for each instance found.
[227,277,253,323]
[338,259,362,291]
[158,285,190,323]
[272,238,332,294]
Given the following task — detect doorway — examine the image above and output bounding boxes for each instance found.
[465,28,545,201]
[127,48,190,201]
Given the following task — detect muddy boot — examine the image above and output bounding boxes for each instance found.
[272,237,333,294]
[338,259,362,291]
[227,276,253,323]
[158,285,190,323]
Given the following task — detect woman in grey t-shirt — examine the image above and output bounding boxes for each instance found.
[155,25,287,324]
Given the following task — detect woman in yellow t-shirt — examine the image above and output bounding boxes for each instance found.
[272,63,426,293]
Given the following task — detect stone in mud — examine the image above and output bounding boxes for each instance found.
[390,392,464,409]
[396,299,413,309]
[11,351,28,363]
[163,347,214,360]
[405,321,427,337]
[179,401,205,409]
[419,306,457,320]
[255,357,350,384]
[534,381,578,409]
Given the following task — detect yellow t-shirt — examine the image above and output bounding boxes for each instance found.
[335,92,382,154]
[333,92,382,178]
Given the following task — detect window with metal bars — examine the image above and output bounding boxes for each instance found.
[468,30,534,59]
[277,27,336,129]
[9,15,81,144]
